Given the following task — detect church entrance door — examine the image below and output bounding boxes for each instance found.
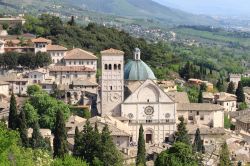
[146,134,152,143]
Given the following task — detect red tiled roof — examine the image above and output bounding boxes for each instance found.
[47,44,67,51]
[31,37,52,44]
[101,48,124,55]
[49,66,95,72]
[64,48,97,60]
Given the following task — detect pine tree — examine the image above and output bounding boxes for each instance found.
[219,142,231,166]
[192,128,204,153]
[227,82,235,94]
[198,89,203,103]
[175,116,190,144]
[100,124,122,166]
[18,109,29,147]
[236,81,245,102]
[8,93,18,130]
[68,16,76,26]
[73,126,81,157]
[53,110,68,158]
[216,79,223,92]
[30,121,47,149]
[136,124,146,166]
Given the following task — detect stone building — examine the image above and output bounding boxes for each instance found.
[47,44,67,64]
[100,48,177,144]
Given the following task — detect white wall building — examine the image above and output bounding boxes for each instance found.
[64,48,98,70]
[177,103,224,128]
[49,66,96,85]
[0,81,9,97]
[31,37,52,54]
[28,68,49,84]
[47,44,67,64]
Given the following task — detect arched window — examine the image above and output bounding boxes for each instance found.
[114,64,117,70]
[118,64,121,70]
[109,64,112,70]
[105,64,108,70]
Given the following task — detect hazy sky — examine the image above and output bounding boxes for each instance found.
[153,0,250,17]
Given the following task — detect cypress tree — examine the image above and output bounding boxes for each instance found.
[236,81,245,102]
[18,109,29,147]
[100,124,122,166]
[198,89,203,103]
[73,126,81,157]
[192,128,204,153]
[219,142,231,166]
[8,93,18,130]
[30,121,46,149]
[175,116,190,144]
[136,124,146,166]
[227,82,235,94]
[53,110,68,158]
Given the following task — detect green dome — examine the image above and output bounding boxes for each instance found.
[124,59,156,81]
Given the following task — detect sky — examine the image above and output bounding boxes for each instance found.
[153,0,250,18]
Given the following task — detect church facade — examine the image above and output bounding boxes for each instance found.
[100,48,177,144]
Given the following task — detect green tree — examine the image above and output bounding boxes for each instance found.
[17,110,29,147]
[27,84,42,96]
[100,124,122,166]
[52,155,87,166]
[53,110,68,158]
[198,89,203,103]
[236,81,245,102]
[155,142,198,166]
[175,116,190,144]
[30,121,47,149]
[73,126,81,156]
[79,120,102,164]
[8,93,18,130]
[192,128,204,153]
[136,124,146,166]
[35,52,52,67]
[23,102,39,127]
[227,82,235,94]
[219,142,231,166]
[68,16,76,26]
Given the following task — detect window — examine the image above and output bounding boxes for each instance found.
[109,64,112,70]
[87,72,91,78]
[188,116,193,120]
[105,64,108,70]
[87,61,89,65]
[146,120,152,123]
[196,111,199,116]
[114,64,117,70]
[74,74,78,78]
[69,61,71,65]
[91,61,94,65]
[110,86,112,90]
[74,61,76,65]
[200,115,204,120]
[147,99,149,102]
[118,64,121,70]
[34,75,37,78]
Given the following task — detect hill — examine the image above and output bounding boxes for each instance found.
[0,0,219,26]
[62,0,219,26]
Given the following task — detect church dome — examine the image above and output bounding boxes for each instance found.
[124,48,156,81]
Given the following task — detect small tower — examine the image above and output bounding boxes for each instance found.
[134,48,141,60]
[100,48,125,117]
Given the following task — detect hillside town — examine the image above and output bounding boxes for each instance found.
[1,15,250,166]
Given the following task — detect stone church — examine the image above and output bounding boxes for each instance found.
[100,48,177,144]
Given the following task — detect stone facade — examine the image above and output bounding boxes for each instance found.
[100,48,125,116]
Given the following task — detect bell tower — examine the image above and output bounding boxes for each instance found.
[100,48,124,116]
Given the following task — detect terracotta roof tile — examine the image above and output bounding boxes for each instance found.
[177,103,224,111]
[64,48,97,60]
[49,66,95,72]
[47,44,67,51]
[31,37,52,44]
[101,48,124,55]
